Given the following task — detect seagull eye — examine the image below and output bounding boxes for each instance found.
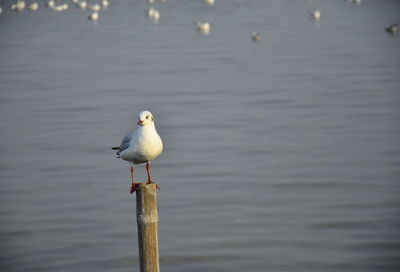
[146,115,149,119]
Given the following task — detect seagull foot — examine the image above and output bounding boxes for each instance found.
[130,183,137,194]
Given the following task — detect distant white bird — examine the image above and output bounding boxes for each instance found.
[309,9,321,20]
[28,2,39,10]
[385,23,398,35]
[47,0,55,8]
[90,3,101,11]
[147,6,155,17]
[112,111,163,194]
[196,21,210,34]
[79,1,87,9]
[102,0,109,8]
[52,5,62,11]
[152,9,160,22]
[252,32,261,41]
[0,6,2,14]
[88,11,99,21]
[147,7,160,23]
[205,0,215,6]
[11,0,25,12]
[52,3,68,11]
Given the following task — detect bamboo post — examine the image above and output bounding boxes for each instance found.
[135,183,160,272]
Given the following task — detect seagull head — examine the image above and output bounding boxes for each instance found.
[137,110,154,126]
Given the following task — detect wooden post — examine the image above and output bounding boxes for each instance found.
[135,183,160,272]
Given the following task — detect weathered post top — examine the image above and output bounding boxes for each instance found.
[135,182,160,272]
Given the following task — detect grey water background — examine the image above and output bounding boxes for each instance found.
[0,0,399,271]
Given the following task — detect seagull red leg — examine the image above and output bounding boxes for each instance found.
[146,162,152,183]
[146,162,160,189]
[130,166,136,194]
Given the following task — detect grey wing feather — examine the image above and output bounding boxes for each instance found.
[117,131,134,155]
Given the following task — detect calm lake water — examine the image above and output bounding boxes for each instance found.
[1,0,399,271]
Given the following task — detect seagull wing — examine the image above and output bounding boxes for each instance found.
[112,131,134,156]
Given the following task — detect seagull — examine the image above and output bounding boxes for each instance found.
[88,11,99,21]
[251,32,261,41]
[309,9,321,20]
[78,1,87,9]
[102,0,109,8]
[147,7,160,23]
[205,0,215,6]
[90,3,101,11]
[47,0,55,8]
[11,0,25,12]
[385,23,398,35]
[196,21,211,34]
[28,2,39,10]
[52,3,68,11]
[147,6,155,17]
[152,9,160,22]
[112,111,163,194]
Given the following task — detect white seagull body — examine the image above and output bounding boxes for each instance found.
[28,2,39,11]
[11,0,25,12]
[252,32,261,41]
[90,3,101,11]
[113,111,163,193]
[88,11,99,21]
[78,1,87,9]
[147,7,160,23]
[196,21,211,34]
[309,9,321,20]
[205,0,215,6]
[386,23,398,35]
[102,0,109,8]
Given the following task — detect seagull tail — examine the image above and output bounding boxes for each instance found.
[112,146,121,158]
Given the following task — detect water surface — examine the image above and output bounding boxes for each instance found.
[0,0,399,271]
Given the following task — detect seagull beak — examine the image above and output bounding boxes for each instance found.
[137,120,144,125]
